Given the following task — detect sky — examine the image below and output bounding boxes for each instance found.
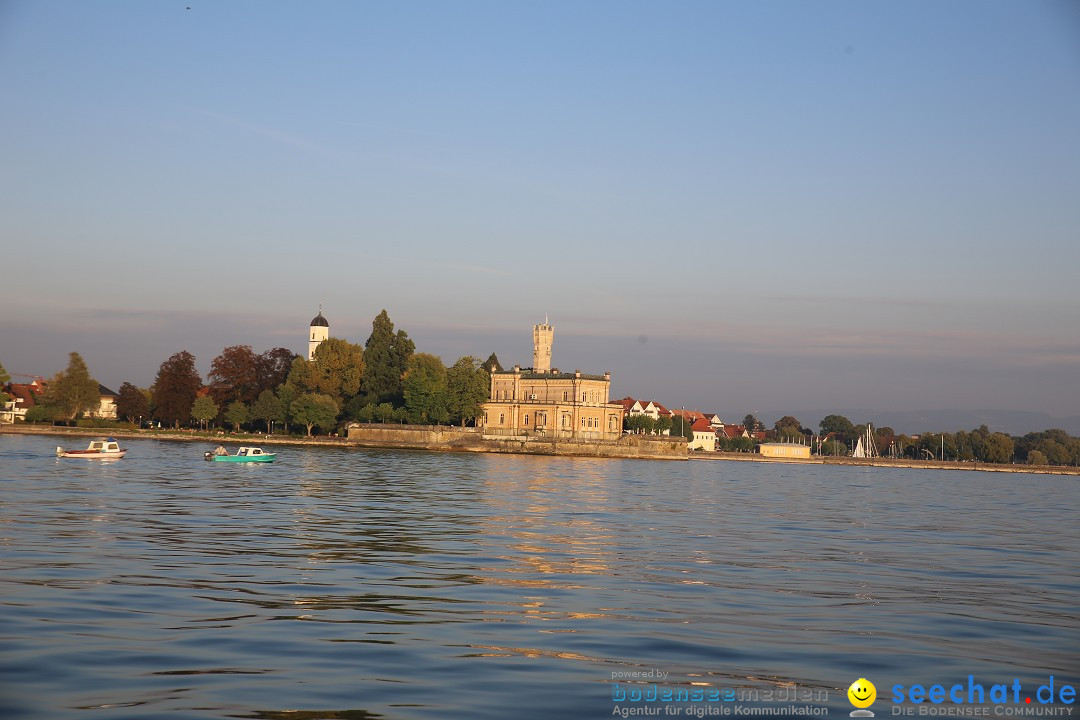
[1,1,1079,430]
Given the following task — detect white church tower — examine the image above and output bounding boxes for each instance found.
[308,306,329,360]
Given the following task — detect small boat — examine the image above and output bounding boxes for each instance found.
[57,437,127,459]
[204,446,276,463]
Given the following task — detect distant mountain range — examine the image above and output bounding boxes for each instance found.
[768,409,1080,437]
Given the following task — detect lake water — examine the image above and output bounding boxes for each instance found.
[1,433,1077,719]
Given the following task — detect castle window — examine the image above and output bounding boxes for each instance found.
[524,415,529,425]
[499,413,505,424]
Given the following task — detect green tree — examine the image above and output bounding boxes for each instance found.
[446,356,489,427]
[275,383,299,435]
[481,353,502,373]
[361,310,415,405]
[402,353,449,424]
[1027,449,1048,466]
[743,414,762,433]
[44,352,101,421]
[626,415,658,434]
[656,415,672,435]
[291,392,339,436]
[819,414,855,437]
[731,436,755,452]
[24,405,60,424]
[375,402,396,423]
[821,439,847,456]
[774,415,804,440]
[352,403,376,423]
[115,382,150,424]
[918,432,957,461]
[983,432,1014,464]
[225,400,249,433]
[153,351,202,429]
[287,338,365,408]
[671,414,694,441]
[191,395,219,430]
[251,389,284,433]
[1036,439,1070,465]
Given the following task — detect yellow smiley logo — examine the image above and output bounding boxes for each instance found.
[848,678,877,709]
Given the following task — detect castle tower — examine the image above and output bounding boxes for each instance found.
[308,307,329,360]
[533,321,553,373]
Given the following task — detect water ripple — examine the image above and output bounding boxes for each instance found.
[1,434,1077,719]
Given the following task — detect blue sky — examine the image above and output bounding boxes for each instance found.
[2,1,1078,426]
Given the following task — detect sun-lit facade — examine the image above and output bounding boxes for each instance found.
[481,323,624,440]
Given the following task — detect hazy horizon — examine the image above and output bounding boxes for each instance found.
[2,2,1078,429]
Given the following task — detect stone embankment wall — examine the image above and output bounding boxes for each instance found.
[347,424,485,450]
[346,424,686,459]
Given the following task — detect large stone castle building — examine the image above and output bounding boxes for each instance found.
[481,322,625,440]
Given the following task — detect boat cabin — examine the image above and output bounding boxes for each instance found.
[236,447,268,456]
[90,439,122,452]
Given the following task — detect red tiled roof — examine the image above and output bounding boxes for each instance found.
[722,425,746,438]
[691,417,713,432]
[7,384,41,408]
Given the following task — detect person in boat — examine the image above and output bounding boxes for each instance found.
[214,445,227,456]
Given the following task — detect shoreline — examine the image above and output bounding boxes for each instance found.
[3,425,1078,475]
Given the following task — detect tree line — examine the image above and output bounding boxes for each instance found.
[618,408,1080,467]
[794,414,1078,466]
[4,349,1080,464]
[6,310,500,437]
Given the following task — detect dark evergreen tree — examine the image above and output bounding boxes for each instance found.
[361,310,415,405]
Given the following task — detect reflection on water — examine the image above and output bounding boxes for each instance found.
[1,434,1077,719]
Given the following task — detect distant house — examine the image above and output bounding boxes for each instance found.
[760,442,811,459]
[1,381,45,423]
[689,417,717,452]
[614,397,674,434]
[721,424,750,440]
[670,409,706,426]
[90,385,119,420]
[615,397,670,421]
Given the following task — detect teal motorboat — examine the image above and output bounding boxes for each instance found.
[204,446,276,463]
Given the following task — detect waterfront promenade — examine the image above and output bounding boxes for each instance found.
[4,424,1078,475]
